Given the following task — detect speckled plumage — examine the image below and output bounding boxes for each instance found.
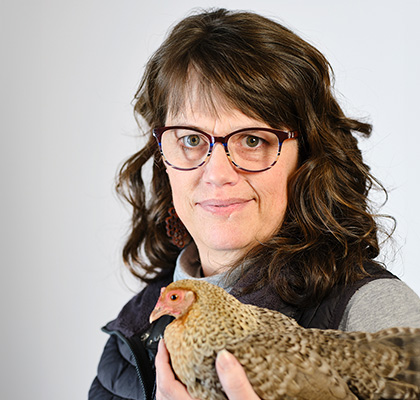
[150,279,420,400]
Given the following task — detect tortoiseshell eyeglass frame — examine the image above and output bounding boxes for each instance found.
[153,126,299,172]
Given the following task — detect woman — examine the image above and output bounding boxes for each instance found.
[89,8,420,400]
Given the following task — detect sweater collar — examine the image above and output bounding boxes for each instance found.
[173,243,242,293]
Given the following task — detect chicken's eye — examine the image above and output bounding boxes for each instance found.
[170,294,179,301]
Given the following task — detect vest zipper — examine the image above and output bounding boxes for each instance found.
[102,327,153,400]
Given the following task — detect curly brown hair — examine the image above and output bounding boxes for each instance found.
[117,8,392,306]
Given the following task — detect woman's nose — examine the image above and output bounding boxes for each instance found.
[202,143,239,186]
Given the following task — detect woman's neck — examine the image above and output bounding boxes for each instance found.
[198,247,245,277]
[173,243,242,291]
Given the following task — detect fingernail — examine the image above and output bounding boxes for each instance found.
[216,349,235,371]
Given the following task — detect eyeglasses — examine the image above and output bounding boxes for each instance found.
[153,126,298,172]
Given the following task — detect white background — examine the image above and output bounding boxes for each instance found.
[1,1,419,399]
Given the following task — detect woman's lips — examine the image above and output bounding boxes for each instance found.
[196,198,253,215]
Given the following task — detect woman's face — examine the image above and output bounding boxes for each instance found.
[165,101,299,274]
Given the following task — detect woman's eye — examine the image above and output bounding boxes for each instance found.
[182,135,201,147]
[245,136,261,148]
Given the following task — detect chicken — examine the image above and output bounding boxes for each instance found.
[149,279,420,400]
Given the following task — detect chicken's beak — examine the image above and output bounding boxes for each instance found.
[149,287,168,324]
[149,302,167,323]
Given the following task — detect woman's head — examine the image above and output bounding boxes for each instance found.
[119,8,387,304]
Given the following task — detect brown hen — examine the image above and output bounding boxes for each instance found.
[150,279,420,400]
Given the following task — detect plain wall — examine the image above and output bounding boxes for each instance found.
[1,0,419,399]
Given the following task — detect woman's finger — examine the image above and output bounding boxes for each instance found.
[216,350,260,400]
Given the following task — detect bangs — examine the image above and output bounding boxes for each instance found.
[165,65,240,122]
[160,57,294,130]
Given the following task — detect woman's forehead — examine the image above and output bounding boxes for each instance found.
[166,96,232,121]
[165,107,273,134]
[166,74,233,121]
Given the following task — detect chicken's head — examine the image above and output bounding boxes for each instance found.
[150,286,196,323]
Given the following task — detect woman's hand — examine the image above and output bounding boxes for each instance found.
[155,340,260,400]
[155,340,193,400]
